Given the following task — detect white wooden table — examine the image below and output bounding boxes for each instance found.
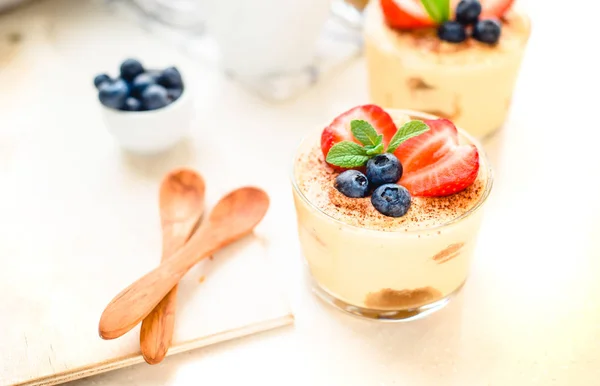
[1,0,599,385]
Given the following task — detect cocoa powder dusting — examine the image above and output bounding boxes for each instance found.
[380,10,530,58]
[295,143,487,232]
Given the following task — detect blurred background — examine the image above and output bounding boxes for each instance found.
[2,0,600,385]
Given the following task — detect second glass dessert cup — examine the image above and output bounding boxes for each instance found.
[291,109,493,321]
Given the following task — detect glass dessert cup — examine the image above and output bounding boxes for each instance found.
[363,1,531,139]
[291,109,493,321]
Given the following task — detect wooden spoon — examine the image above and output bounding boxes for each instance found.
[140,169,206,365]
[99,187,270,340]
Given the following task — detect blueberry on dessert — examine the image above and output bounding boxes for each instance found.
[473,19,502,44]
[437,21,467,43]
[455,0,482,25]
[366,153,402,188]
[94,59,185,111]
[335,170,370,198]
[371,184,411,217]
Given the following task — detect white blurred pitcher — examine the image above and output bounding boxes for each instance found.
[204,0,333,79]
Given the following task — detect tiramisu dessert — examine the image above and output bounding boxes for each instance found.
[364,0,530,138]
[291,105,492,320]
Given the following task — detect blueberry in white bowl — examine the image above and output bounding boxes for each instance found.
[123,97,143,112]
[131,71,160,98]
[98,78,129,110]
[93,58,186,112]
[157,67,183,89]
[119,58,145,82]
[94,73,111,88]
[95,58,193,155]
[167,87,183,101]
[141,84,170,111]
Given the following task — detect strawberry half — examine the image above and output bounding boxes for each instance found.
[321,105,397,165]
[393,119,458,174]
[380,0,435,29]
[400,144,480,197]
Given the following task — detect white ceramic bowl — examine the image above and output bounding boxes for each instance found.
[101,87,194,155]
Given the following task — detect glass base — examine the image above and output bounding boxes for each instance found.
[310,275,465,322]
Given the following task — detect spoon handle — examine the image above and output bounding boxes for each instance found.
[99,227,214,340]
[139,221,196,364]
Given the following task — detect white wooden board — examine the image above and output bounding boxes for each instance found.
[0,11,293,386]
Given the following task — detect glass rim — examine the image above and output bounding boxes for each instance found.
[290,108,494,234]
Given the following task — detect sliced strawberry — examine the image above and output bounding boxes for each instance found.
[480,0,515,19]
[380,0,435,29]
[321,104,397,163]
[393,119,458,173]
[400,144,479,197]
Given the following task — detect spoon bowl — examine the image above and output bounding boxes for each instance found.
[159,169,206,224]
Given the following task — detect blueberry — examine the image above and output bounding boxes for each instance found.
[98,79,129,109]
[157,67,183,88]
[119,58,144,82]
[141,84,170,110]
[166,87,183,101]
[131,72,159,97]
[473,19,502,44]
[371,184,411,218]
[455,0,481,25]
[93,73,111,89]
[334,170,369,198]
[122,97,142,111]
[437,21,467,43]
[366,153,402,188]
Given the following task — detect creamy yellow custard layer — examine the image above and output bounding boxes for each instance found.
[364,1,531,138]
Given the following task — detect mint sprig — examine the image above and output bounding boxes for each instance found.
[326,142,370,168]
[420,0,450,24]
[351,120,382,147]
[325,119,430,168]
[365,142,384,156]
[387,120,429,153]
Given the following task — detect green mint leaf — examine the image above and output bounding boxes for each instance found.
[439,0,450,22]
[365,142,384,156]
[351,120,380,147]
[326,141,370,168]
[386,120,430,153]
[420,0,450,23]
